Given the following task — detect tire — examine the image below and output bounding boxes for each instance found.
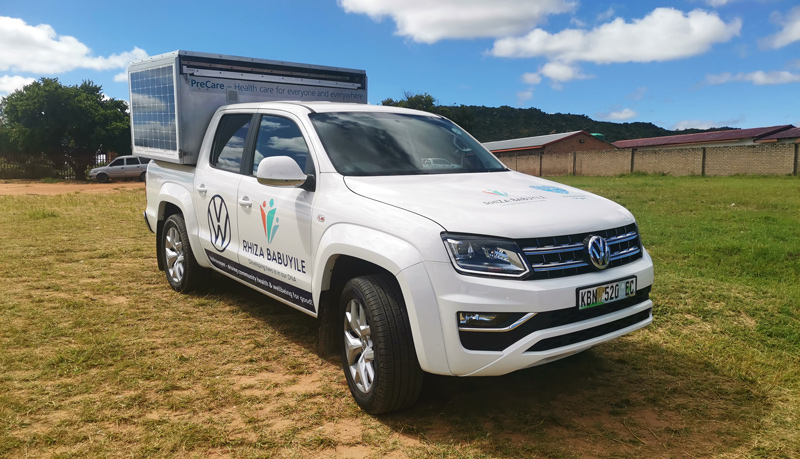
[139,172,146,182]
[97,173,109,183]
[340,274,423,414]
[161,214,208,293]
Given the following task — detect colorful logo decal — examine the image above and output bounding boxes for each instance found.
[260,199,280,243]
[207,195,231,252]
[530,185,569,194]
[483,190,509,197]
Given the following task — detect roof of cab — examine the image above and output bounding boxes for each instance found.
[217,101,439,117]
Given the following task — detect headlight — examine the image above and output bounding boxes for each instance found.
[441,234,529,278]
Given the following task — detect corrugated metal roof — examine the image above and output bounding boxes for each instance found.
[757,127,800,141]
[613,125,795,148]
[483,131,585,151]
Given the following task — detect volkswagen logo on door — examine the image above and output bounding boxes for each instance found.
[207,195,231,252]
[586,235,610,270]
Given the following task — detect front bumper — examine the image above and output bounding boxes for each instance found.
[401,250,654,376]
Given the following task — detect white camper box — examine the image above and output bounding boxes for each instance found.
[127,50,368,165]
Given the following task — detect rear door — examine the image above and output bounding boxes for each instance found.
[124,157,141,178]
[193,112,255,270]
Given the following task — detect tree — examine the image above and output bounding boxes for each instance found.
[381,91,437,112]
[0,78,130,180]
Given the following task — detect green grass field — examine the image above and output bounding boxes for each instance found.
[0,175,798,458]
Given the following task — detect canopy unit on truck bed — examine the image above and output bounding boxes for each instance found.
[128,50,368,165]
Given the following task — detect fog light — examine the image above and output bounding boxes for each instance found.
[458,312,515,328]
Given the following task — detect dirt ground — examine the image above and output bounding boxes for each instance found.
[0,180,145,195]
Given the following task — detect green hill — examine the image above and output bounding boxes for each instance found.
[381,93,729,144]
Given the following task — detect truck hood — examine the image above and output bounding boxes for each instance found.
[344,171,635,239]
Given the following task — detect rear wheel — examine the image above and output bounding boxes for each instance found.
[97,173,109,183]
[139,171,146,182]
[340,274,423,414]
[161,214,207,292]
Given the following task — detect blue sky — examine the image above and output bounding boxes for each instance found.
[1,0,799,132]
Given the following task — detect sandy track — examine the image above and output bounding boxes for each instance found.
[0,180,145,196]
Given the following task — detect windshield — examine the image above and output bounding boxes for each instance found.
[309,112,507,176]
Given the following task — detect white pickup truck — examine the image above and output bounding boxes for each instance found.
[135,51,654,414]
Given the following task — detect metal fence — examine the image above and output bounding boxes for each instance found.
[0,152,110,180]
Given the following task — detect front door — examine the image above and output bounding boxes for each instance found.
[237,113,316,313]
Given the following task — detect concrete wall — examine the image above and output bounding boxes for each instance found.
[494,142,799,177]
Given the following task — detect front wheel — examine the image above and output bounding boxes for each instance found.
[161,214,208,293]
[341,274,423,414]
[96,173,109,183]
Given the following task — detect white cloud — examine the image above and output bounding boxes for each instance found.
[0,16,147,74]
[627,86,648,100]
[672,116,743,130]
[598,108,637,121]
[113,72,128,83]
[521,72,542,85]
[540,61,591,82]
[520,61,592,88]
[762,7,800,49]
[596,8,614,22]
[0,75,35,95]
[491,8,741,63]
[516,88,534,105]
[338,0,576,43]
[704,0,734,7]
[707,70,800,85]
[569,17,586,28]
[672,120,718,130]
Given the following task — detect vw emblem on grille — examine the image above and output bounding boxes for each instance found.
[586,235,610,270]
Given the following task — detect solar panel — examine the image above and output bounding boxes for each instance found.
[130,64,178,152]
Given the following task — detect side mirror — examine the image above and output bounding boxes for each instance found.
[256,156,312,189]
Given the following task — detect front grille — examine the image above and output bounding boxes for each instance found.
[517,223,642,280]
[459,287,650,352]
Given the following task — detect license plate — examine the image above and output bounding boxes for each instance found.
[577,277,637,310]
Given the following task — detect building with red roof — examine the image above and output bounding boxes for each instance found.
[613,125,796,150]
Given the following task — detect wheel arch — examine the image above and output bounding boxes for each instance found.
[154,182,209,270]
[313,224,448,373]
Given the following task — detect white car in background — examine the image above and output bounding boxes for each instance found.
[88,155,150,183]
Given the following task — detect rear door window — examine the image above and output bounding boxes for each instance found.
[211,114,253,174]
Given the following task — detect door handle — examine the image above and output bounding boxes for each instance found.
[196,184,207,194]
[238,196,252,208]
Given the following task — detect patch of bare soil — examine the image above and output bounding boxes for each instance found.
[0,180,144,195]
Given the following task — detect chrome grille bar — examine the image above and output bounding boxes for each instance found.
[520,224,643,278]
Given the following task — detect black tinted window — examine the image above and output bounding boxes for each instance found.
[125,157,140,165]
[309,112,505,176]
[253,116,313,175]
[211,114,252,173]
[109,159,124,167]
